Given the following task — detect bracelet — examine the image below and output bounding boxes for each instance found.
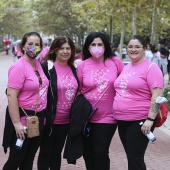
[147,117,154,121]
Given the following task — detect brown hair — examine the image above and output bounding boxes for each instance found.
[45,36,75,67]
[19,32,43,54]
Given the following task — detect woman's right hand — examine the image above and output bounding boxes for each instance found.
[141,120,153,135]
[13,122,27,140]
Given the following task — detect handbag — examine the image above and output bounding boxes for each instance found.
[156,103,168,127]
[21,107,40,138]
[20,92,40,138]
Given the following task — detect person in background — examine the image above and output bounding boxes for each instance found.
[38,36,79,170]
[5,44,10,55]
[145,44,153,61]
[166,46,170,84]
[151,45,161,66]
[111,45,119,57]
[74,45,83,68]
[12,45,18,62]
[38,42,50,64]
[122,46,127,60]
[113,35,164,170]
[159,47,168,76]
[77,32,124,170]
[16,45,23,59]
[2,31,49,170]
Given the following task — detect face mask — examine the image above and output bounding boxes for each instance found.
[89,46,104,59]
[26,45,41,59]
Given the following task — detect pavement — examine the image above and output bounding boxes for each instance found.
[0,52,170,170]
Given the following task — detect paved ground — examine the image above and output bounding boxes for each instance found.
[0,52,170,169]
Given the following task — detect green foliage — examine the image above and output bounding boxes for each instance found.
[0,0,8,21]
[0,0,38,38]
[1,0,170,45]
[163,88,170,111]
[0,44,5,52]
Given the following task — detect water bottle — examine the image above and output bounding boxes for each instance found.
[15,138,24,150]
[15,126,27,150]
[139,122,156,142]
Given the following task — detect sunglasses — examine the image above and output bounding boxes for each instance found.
[35,70,42,86]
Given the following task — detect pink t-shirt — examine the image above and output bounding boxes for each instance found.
[8,57,49,125]
[77,57,124,124]
[39,47,49,63]
[16,48,23,57]
[53,62,78,124]
[113,59,164,121]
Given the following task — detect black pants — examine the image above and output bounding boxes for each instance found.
[83,123,117,170]
[38,123,69,170]
[117,119,157,170]
[6,50,9,55]
[3,129,43,170]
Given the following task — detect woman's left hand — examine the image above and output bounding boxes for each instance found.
[141,120,154,135]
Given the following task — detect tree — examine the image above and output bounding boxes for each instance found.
[0,0,38,39]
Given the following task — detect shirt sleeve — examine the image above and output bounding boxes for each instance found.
[77,61,85,91]
[112,57,124,76]
[8,62,25,90]
[147,64,164,90]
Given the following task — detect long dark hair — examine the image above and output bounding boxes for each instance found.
[83,32,114,60]
[19,32,43,54]
[45,36,75,67]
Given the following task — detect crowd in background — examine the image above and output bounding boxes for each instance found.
[6,37,170,83]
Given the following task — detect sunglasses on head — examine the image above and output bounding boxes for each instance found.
[35,70,42,86]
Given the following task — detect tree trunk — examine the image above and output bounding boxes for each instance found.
[150,0,157,44]
[110,17,113,44]
[119,16,125,60]
[132,6,137,35]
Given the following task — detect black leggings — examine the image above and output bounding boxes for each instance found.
[117,119,157,170]
[38,123,69,170]
[3,129,43,170]
[83,123,117,170]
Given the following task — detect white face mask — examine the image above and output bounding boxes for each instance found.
[89,46,104,59]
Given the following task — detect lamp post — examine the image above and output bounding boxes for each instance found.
[104,28,110,42]
[104,28,107,34]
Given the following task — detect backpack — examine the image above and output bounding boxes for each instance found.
[156,103,168,127]
[148,63,168,127]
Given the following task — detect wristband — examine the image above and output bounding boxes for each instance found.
[147,117,154,121]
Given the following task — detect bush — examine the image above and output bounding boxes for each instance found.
[0,44,5,52]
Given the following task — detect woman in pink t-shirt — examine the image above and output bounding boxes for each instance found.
[113,35,164,170]
[39,43,50,63]
[77,32,124,170]
[37,36,79,169]
[3,32,49,170]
